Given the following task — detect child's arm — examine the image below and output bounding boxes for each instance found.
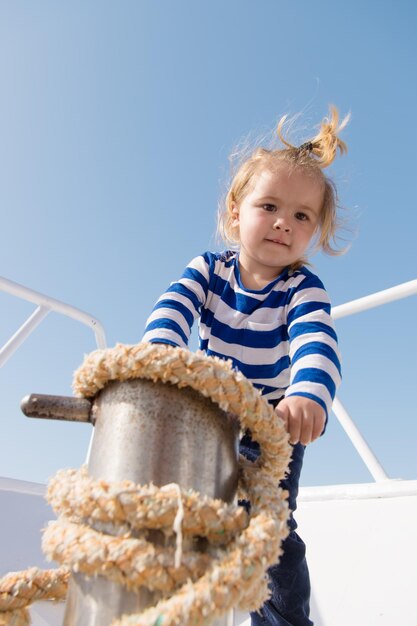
[142,253,211,347]
[281,272,341,444]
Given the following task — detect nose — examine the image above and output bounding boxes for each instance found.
[273,215,291,233]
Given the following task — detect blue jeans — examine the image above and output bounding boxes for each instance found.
[239,434,313,626]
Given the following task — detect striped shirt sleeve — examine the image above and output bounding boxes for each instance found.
[142,254,210,347]
[285,273,342,419]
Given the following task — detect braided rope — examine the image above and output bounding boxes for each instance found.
[0,343,292,625]
[0,568,69,625]
[47,467,249,543]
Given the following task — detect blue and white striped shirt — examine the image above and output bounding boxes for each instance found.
[143,250,341,418]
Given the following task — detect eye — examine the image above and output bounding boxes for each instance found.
[295,211,309,221]
[262,203,276,212]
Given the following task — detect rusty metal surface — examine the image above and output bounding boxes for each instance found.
[20,393,92,423]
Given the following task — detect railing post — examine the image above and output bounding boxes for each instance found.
[0,305,50,367]
[332,397,389,481]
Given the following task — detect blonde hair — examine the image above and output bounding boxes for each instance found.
[218,106,350,262]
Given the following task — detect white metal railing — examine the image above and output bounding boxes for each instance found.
[332,279,417,320]
[331,278,417,482]
[0,275,107,368]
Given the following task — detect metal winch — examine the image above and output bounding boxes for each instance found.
[21,376,240,626]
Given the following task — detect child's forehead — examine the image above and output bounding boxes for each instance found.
[250,164,322,194]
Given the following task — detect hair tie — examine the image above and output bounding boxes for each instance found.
[297,141,314,154]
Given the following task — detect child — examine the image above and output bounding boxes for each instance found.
[142,106,349,626]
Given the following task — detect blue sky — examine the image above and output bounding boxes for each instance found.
[0,1,416,486]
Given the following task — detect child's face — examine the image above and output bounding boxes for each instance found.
[232,164,324,283]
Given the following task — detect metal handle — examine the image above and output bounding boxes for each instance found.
[21,393,93,423]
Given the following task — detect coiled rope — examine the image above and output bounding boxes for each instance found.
[0,343,292,625]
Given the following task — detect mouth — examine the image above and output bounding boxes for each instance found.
[266,238,289,246]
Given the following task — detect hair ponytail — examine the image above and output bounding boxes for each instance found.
[277,105,350,168]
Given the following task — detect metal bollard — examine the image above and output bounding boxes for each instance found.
[61,378,240,626]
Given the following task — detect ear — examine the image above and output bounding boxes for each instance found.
[231,202,240,227]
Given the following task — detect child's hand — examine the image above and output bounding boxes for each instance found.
[275,396,326,446]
